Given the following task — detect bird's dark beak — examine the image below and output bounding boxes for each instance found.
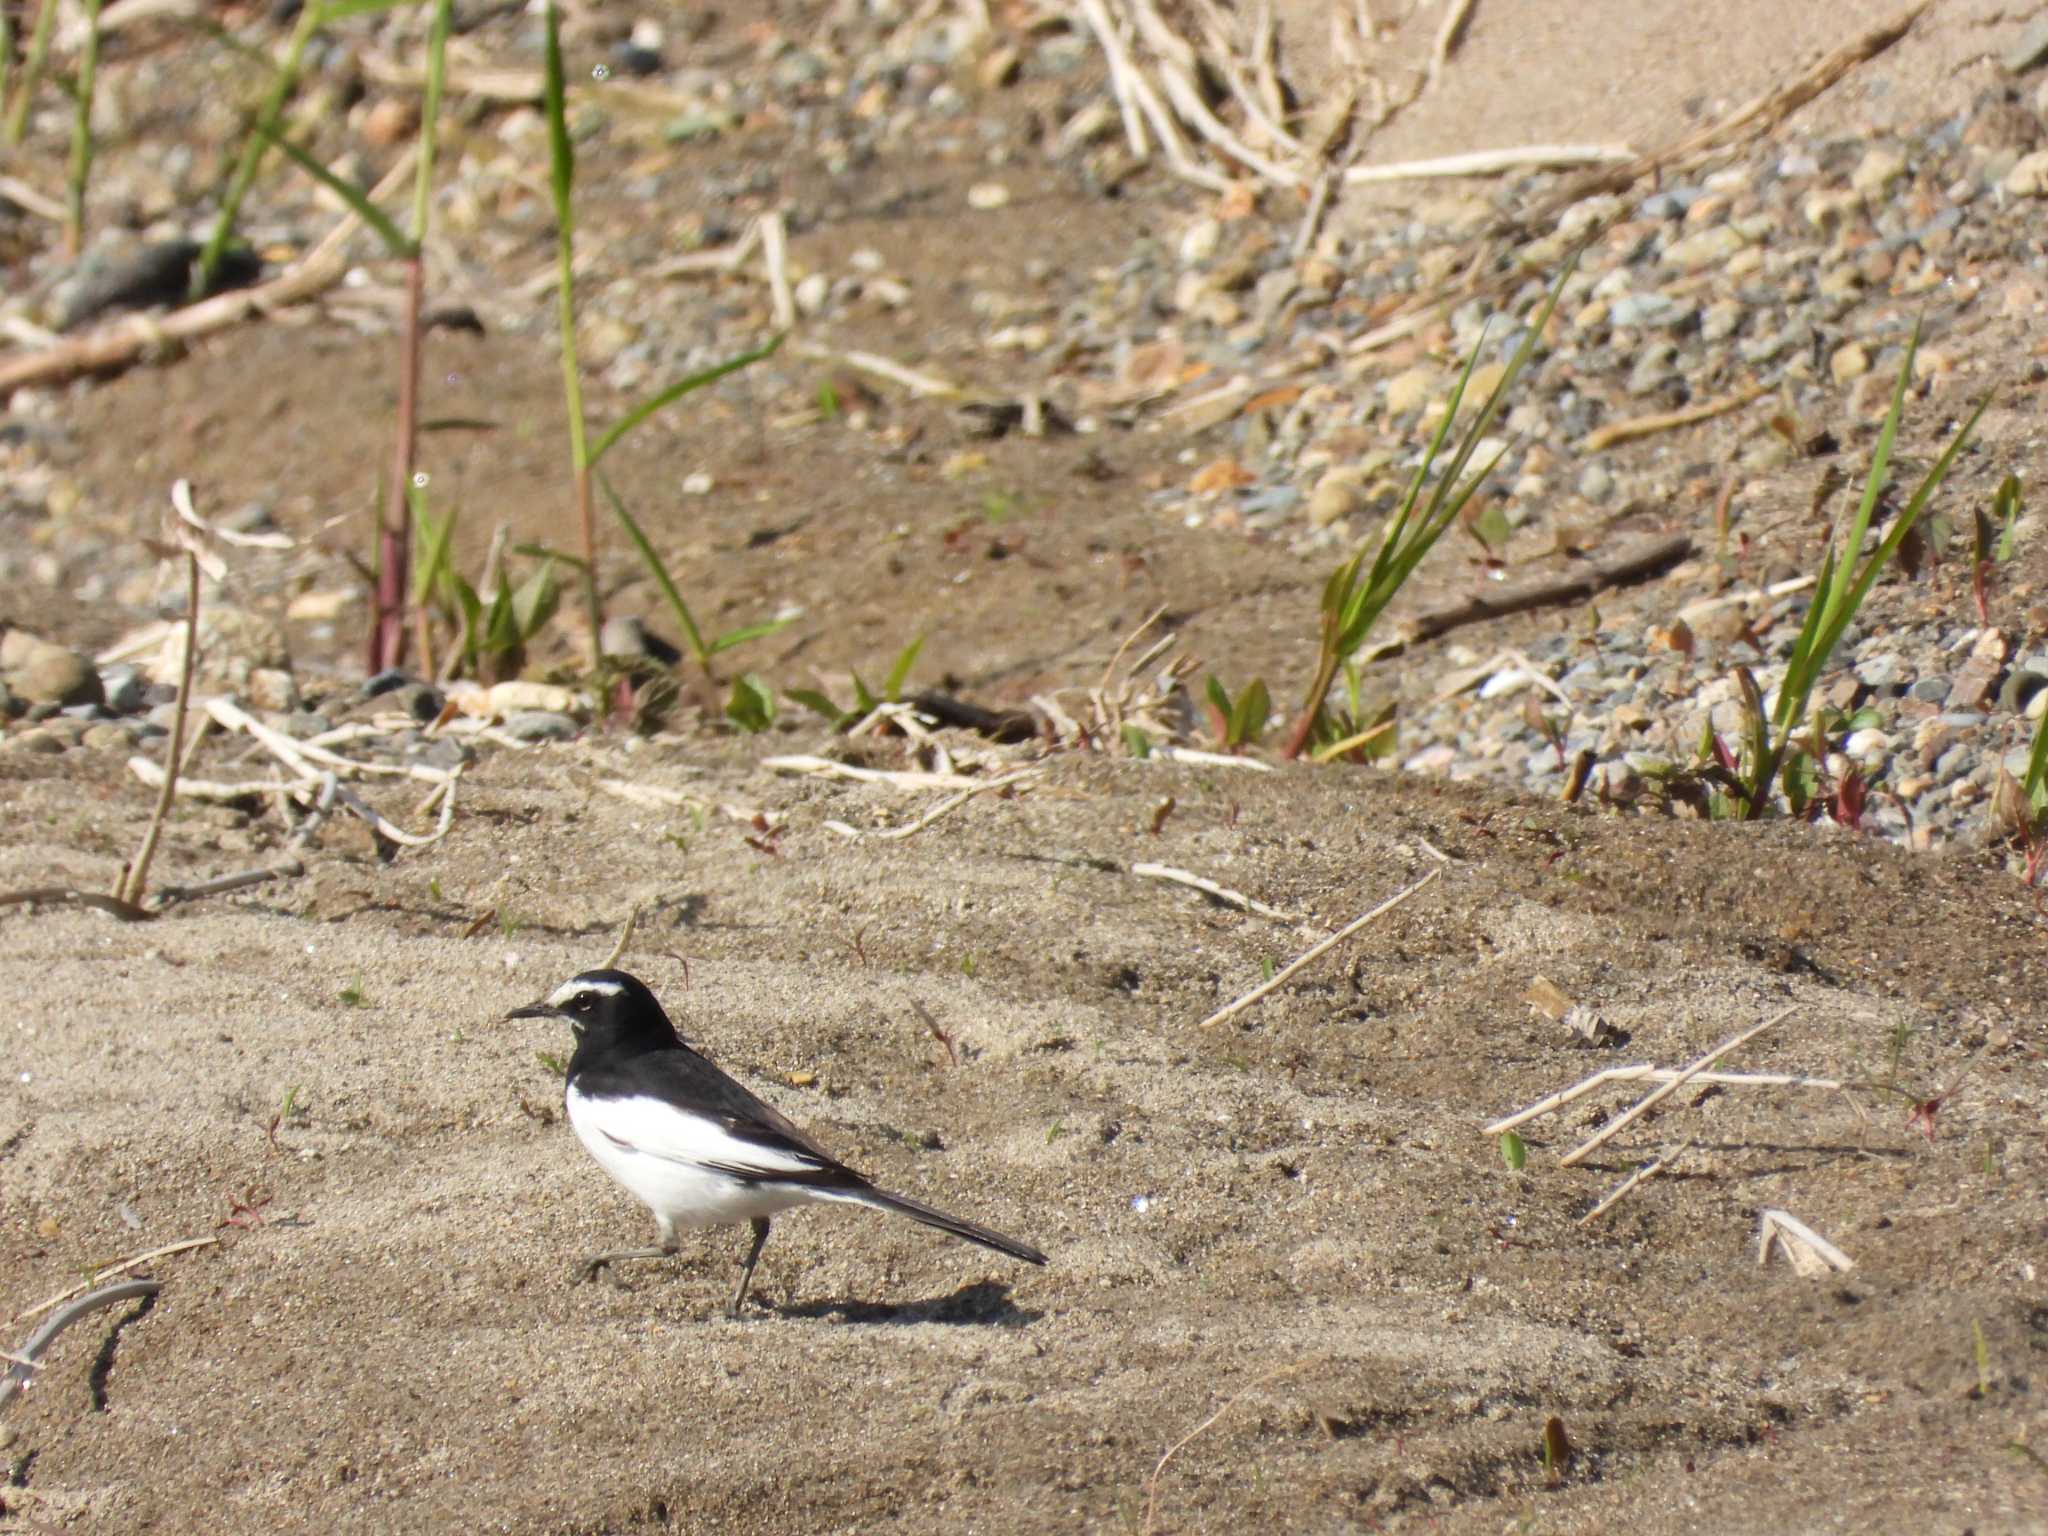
[504,1001,561,1022]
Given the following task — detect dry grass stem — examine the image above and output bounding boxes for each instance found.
[1131,862,1305,924]
[117,544,200,906]
[762,755,988,791]
[1578,1144,1686,1225]
[759,209,796,329]
[1156,746,1275,772]
[1198,867,1440,1029]
[15,1237,219,1323]
[603,905,642,969]
[851,770,1040,841]
[1758,1209,1856,1275]
[1344,143,1633,185]
[1676,573,1818,625]
[0,172,65,221]
[1425,0,1476,93]
[1141,1363,1307,1534]
[1483,1063,1843,1136]
[1557,1008,1796,1167]
[1579,382,1769,453]
[789,341,961,398]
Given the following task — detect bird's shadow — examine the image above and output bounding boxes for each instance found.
[766,1279,1038,1328]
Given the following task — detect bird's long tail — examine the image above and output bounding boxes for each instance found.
[833,1186,1048,1266]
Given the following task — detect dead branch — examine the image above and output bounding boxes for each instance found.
[1580,383,1770,454]
[1131,862,1306,924]
[1198,868,1439,1028]
[1558,1008,1795,1167]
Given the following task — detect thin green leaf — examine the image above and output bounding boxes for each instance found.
[785,688,846,723]
[588,335,785,467]
[725,674,776,733]
[883,633,926,700]
[705,617,792,656]
[258,125,414,257]
[599,475,708,664]
[510,541,589,571]
[1501,1131,1527,1172]
[1994,474,2024,562]
[315,0,416,21]
[511,557,559,640]
[541,0,574,229]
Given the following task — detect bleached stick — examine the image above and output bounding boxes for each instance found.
[1558,1008,1794,1167]
[1156,746,1276,772]
[1425,0,1476,94]
[13,1237,219,1322]
[1578,1144,1685,1225]
[855,770,1038,841]
[790,340,961,398]
[763,755,988,790]
[1483,1064,1842,1136]
[1197,868,1439,1028]
[1758,1208,1855,1275]
[1077,0,1151,157]
[1132,863,1305,924]
[1344,144,1632,185]
[760,210,796,330]
[207,697,453,785]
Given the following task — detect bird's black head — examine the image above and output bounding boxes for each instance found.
[505,969,681,1057]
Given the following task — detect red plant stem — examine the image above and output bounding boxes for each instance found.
[369,253,425,671]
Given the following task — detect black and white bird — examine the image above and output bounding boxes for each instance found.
[506,969,1047,1315]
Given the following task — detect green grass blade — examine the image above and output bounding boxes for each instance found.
[883,633,926,699]
[2024,708,2048,812]
[408,487,455,608]
[589,336,785,468]
[193,1,323,297]
[411,0,452,241]
[1827,390,1990,655]
[541,0,574,231]
[315,0,415,20]
[258,125,414,256]
[705,618,792,656]
[599,475,709,665]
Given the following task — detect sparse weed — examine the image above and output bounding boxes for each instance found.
[1719,324,1989,819]
[64,0,101,259]
[788,633,926,727]
[1280,257,1576,758]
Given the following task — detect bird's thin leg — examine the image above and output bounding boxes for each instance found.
[727,1218,772,1317]
[578,1241,677,1284]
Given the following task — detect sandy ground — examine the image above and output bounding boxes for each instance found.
[4,2,2048,1532]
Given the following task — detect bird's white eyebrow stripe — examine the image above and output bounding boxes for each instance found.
[548,976,624,1007]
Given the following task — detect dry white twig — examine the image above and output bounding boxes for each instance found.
[14,1237,219,1323]
[1198,868,1439,1029]
[762,755,986,791]
[1344,144,1632,185]
[1425,0,1476,94]
[1558,1008,1795,1167]
[1483,1063,1843,1136]
[1578,1144,1685,1225]
[759,210,796,330]
[1758,1209,1855,1275]
[1132,863,1305,924]
[1156,746,1276,772]
[789,340,961,398]
[842,770,1039,842]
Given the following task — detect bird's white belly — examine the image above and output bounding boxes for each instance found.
[566,1088,812,1231]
